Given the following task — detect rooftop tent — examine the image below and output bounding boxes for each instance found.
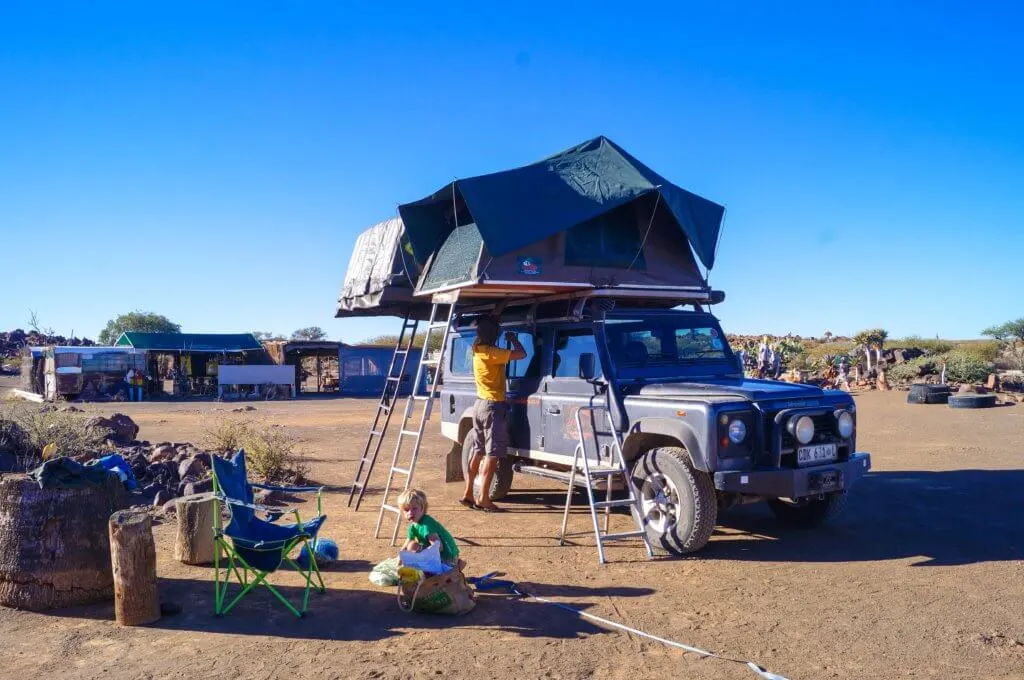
[398,136,726,302]
[335,217,427,319]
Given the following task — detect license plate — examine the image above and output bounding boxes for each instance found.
[797,443,838,466]
[808,469,841,493]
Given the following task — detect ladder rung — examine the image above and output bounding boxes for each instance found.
[586,467,622,475]
[391,466,410,476]
[412,395,431,401]
[600,530,647,541]
[394,348,409,354]
[369,430,383,436]
[386,376,401,382]
[428,322,449,330]
[420,358,439,365]
[399,429,420,437]
[381,504,400,514]
[352,481,364,488]
[377,405,391,414]
[593,499,636,509]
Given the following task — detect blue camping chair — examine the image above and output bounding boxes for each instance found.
[211,450,327,617]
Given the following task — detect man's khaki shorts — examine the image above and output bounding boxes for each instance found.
[471,398,508,459]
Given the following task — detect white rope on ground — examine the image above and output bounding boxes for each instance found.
[527,594,791,680]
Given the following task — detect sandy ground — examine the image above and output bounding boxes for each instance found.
[0,383,1022,680]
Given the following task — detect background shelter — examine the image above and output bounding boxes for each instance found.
[396,135,727,306]
[114,332,269,398]
[263,340,341,395]
[35,346,146,401]
[339,345,427,396]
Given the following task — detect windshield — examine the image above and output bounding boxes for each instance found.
[605,315,734,377]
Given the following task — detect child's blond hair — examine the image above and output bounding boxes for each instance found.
[397,488,428,513]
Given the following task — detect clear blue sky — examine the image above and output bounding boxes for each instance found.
[1,2,1021,342]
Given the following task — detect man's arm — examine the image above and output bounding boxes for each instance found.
[504,331,528,361]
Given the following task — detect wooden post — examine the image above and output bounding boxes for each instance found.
[109,510,160,626]
[174,492,216,565]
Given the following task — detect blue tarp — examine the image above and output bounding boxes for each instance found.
[339,346,428,396]
[398,136,726,270]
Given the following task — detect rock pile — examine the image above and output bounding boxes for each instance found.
[1,329,97,359]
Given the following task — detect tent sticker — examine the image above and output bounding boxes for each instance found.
[518,257,542,275]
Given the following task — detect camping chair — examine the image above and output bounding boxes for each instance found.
[211,450,327,618]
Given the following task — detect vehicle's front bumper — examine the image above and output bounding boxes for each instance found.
[713,452,871,499]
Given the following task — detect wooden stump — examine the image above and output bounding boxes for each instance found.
[109,510,160,626]
[0,474,125,611]
[174,492,215,565]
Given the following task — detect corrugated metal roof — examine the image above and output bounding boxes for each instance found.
[115,332,264,352]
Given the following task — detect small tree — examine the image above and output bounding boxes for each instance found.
[98,311,181,345]
[252,331,286,342]
[291,327,328,341]
[982,318,1024,370]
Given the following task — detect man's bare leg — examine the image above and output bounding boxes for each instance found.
[461,452,484,505]
[476,456,499,509]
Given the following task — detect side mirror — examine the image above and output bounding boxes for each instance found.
[578,353,596,381]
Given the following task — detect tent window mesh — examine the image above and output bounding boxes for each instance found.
[565,210,646,270]
[419,222,483,290]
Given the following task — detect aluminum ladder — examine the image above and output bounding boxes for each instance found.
[559,405,653,564]
[373,301,456,544]
[347,314,420,510]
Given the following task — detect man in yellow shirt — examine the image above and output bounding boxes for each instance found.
[460,314,526,512]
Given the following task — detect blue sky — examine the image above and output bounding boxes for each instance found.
[1,2,1021,342]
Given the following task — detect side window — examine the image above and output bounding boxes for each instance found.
[450,333,476,375]
[505,331,542,378]
[552,330,601,378]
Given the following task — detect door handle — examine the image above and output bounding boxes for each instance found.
[547,405,561,415]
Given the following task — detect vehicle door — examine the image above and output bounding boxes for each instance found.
[540,327,608,464]
[501,325,546,452]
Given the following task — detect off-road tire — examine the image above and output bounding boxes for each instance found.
[461,435,513,501]
[767,492,848,527]
[907,384,950,404]
[631,447,717,555]
[948,394,998,409]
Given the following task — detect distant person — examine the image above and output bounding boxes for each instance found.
[460,313,526,512]
[757,336,771,379]
[124,368,140,402]
[771,346,782,380]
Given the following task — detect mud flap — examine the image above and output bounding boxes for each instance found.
[445,443,465,483]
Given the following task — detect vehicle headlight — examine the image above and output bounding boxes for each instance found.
[788,415,815,444]
[836,410,854,439]
[728,419,747,444]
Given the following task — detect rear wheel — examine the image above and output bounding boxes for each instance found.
[631,447,717,555]
[767,492,848,527]
[461,435,513,501]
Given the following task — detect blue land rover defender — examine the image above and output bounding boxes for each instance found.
[440,299,871,555]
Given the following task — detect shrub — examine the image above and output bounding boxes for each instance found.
[203,417,307,482]
[941,350,991,384]
[956,340,1001,363]
[202,417,252,453]
[0,404,109,466]
[888,336,955,355]
[887,355,940,382]
[242,423,307,483]
[802,342,856,369]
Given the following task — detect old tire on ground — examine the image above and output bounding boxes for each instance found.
[948,394,998,409]
[907,384,950,404]
[631,447,717,555]
[461,435,513,501]
[767,492,848,527]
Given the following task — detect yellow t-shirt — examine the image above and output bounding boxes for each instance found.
[472,344,513,401]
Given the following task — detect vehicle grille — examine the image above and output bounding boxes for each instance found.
[761,410,850,468]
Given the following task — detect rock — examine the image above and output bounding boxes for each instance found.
[178,457,203,481]
[62,406,83,413]
[85,413,139,444]
[986,374,1000,391]
[152,489,177,507]
[958,384,977,394]
[192,452,212,469]
[128,453,149,479]
[179,477,213,497]
[893,350,906,364]
[150,445,176,462]
[161,498,180,515]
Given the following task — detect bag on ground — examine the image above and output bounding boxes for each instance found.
[397,565,475,615]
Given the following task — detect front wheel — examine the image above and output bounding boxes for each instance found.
[631,447,717,555]
[767,492,848,527]
[460,435,513,501]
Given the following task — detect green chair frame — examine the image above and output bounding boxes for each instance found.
[212,470,327,618]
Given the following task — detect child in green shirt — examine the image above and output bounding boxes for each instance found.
[398,488,460,566]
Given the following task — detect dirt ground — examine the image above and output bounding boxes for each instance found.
[0,385,1022,679]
